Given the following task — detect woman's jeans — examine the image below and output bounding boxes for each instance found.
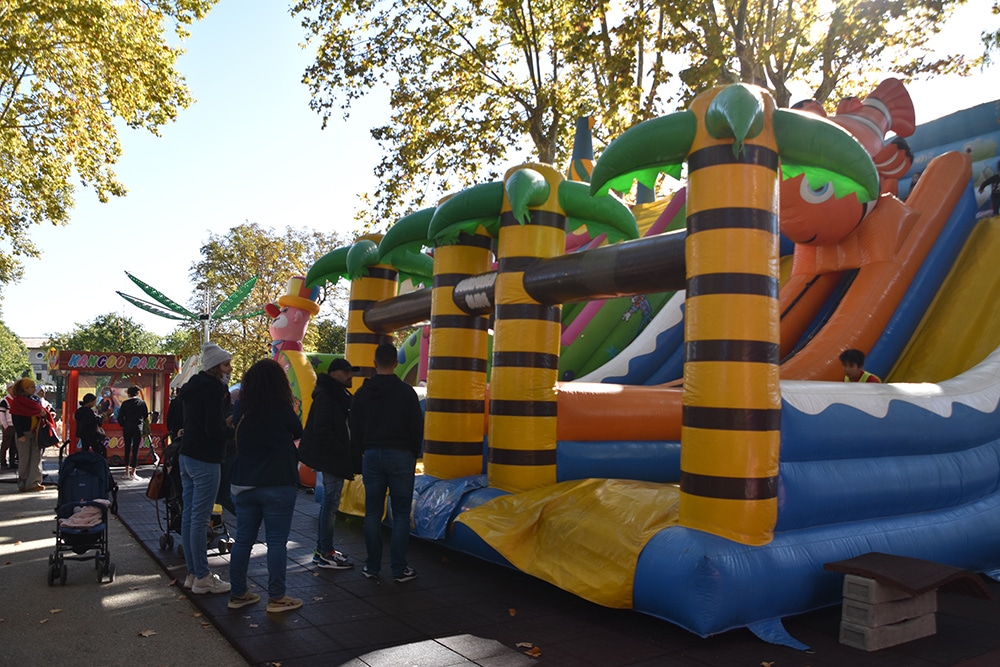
[122,426,142,468]
[317,472,345,554]
[229,485,297,599]
[362,448,415,578]
[179,455,221,579]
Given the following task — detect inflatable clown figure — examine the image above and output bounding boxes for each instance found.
[266,276,321,359]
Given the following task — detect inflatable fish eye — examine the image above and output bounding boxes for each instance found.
[799,177,836,204]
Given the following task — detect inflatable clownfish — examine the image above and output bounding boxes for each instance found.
[781,78,915,249]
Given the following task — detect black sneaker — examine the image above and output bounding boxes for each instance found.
[313,550,353,570]
[362,566,379,580]
[393,567,417,583]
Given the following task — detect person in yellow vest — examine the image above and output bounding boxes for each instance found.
[839,348,882,383]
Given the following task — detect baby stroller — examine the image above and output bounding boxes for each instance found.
[155,441,231,555]
[48,451,119,585]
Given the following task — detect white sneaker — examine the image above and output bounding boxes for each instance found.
[191,572,231,594]
[183,574,195,589]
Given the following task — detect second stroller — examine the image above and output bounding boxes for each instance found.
[154,441,231,555]
[48,451,118,585]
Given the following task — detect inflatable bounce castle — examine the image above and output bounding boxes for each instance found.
[287,80,1000,647]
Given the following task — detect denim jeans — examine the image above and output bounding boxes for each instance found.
[122,426,142,468]
[317,472,345,554]
[179,455,221,579]
[229,485,297,599]
[362,448,416,577]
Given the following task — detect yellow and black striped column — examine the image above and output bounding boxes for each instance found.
[345,234,396,386]
[422,226,494,479]
[488,164,564,493]
[679,86,781,546]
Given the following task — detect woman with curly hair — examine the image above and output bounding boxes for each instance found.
[227,358,304,613]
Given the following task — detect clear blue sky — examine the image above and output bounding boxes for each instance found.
[3,0,998,339]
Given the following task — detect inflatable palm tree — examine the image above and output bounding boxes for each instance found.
[117,272,263,343]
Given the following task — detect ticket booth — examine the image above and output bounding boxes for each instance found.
[48,349,178,466]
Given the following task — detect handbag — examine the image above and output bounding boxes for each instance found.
[38,422,60,449]
[145,467,167,500]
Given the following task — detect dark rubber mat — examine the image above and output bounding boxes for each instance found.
[115,477,1000,666]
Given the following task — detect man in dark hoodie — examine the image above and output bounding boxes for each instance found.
[298,357,359,570]
[350,342,424,582]
[176,342,235,595]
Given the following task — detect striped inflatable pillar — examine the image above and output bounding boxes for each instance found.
[678,85,782,546]
[488,163,565,493]
[345,235,397,386]
[422,227,494,479]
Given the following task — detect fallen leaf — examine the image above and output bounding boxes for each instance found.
[516,642,533,648]
[169,578,178,587]
[14,541,21,546]
[39,619,48,624]
[761,663,774,667]
[139,629,157,638]
[49,609,62,614]
[249,623,259,628]
[508,608,517,617]
[193,613,202,618]
[526,646,542,657]
[200,622,212,628]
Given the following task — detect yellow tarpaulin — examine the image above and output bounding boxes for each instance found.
[456,478,680,608]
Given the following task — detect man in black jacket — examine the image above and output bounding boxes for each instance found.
[350,342,424,582]
[299,357,359,570]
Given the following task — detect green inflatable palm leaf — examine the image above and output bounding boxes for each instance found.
[211,276,259,319]
[125,272,198,319]
[116,291,191,321]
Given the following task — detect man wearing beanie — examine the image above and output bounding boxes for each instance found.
[298,357,359,570]
[176,342,235,594]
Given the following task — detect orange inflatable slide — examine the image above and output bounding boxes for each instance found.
[556,150,971,441]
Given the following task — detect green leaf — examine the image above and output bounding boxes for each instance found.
[504,168,551,225]
[590,112,697,197]
[346,240,380,279]
[774,109,880,202]
[428,182,504,246]
[116,292,191,321]
[125,272,199,318]
[306,247,351,287]
[558,181,638,243]
[210,276,259,319]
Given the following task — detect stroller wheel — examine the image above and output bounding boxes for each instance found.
[217,540,230,555]
[176,543,183,558]
[47,565,56,587]
[166,534,174,550]
[106,562,116,583]
[59,564,67,586]
[159,534,168,550]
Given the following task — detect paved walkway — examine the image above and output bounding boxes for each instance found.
[5,454,1000,666]
[0,453,246,666]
